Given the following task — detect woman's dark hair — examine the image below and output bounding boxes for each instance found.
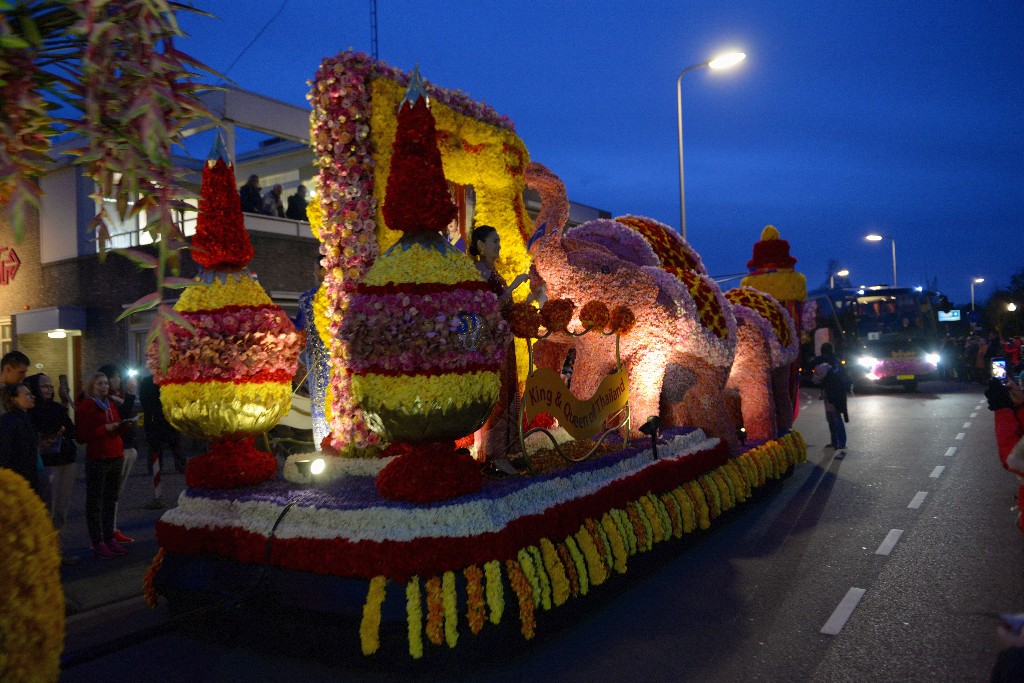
[2,382,27,412]
[468,225,498,257]
[24,373,49,402]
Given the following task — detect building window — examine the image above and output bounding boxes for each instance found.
[0,317,12,356]
[95,194,197,251]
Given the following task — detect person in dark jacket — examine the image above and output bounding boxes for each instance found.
[239,174,262,213]
[76,372,131,560]
[26,373,77,538]
[286,184,309,220]
[139,374,186,475]
[809,342,851,450]
[0,383,45,497]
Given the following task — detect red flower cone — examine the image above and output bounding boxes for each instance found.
[382,96,456,235]
[191,157,255,269]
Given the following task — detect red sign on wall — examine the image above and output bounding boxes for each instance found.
[0,247,20,285]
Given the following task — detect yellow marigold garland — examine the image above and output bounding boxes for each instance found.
[634,501,655,551]
[528,545,552,610]
[361,242,484,286]
[575,525,608,586]
[699,474,722,519]
[640,496,664,544]
[424,576,444,646]
[351,371,500,414]
[483,560,504,625]
[684,481,711,529]
[464,565,486,635]
[406,576,424,659]
[505,560,536,639]
[711,471,734,511]
[360,576,387,655]
[0,470,63,683]
[539,539,570,607]
[175,272,273,312]
[516,548,542,609]
[613,508,637,555]
[601,513,629,574]
[651,494,674,540]
[442,571,459,648]
[143,547,166,608]
[565,535,589,596]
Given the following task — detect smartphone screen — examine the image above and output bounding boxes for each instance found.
[992,358,1007,381]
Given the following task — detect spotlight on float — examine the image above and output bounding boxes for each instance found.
[639,416,663,459]
[310,458,326,476]
[737,426,747,445]
[294,459,312,478]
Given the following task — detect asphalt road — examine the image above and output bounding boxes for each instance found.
[59,380,1024,682]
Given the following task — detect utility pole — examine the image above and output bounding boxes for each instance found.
[370,0,379,59]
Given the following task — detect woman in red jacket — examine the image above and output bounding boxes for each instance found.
[76,372,132,559]
[987,377,1024,535]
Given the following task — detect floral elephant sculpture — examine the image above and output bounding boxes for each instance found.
[724,287,799,441]
[525,162,740,452]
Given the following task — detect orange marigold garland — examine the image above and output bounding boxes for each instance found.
[505,559,536,639]
[579,300,611,331]
[143,547,166,608]
[539,539,569,607]
[424,575,444,646]
[464,565,486,635]
[555,542,580,597]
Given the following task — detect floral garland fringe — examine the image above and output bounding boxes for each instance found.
[358,431,807,657]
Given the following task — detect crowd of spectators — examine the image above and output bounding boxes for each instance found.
[940,331,1022,382]
[239,173,308,221]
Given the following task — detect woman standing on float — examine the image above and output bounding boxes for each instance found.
[470,225,531,475]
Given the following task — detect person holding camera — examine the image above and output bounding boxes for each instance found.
[985,376,1024,535]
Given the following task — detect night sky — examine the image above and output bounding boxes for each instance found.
[178,1,1024,307]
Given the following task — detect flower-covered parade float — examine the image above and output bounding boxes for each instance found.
[147,51,808,660]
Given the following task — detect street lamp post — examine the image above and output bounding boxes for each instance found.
[830,268,850,289]
[676,51,745,241]
[865,234,897,287]
[971,277,984,312]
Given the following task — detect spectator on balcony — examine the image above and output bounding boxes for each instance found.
[239,174,263,213]
[262,183,285,217]
[286,184,309,221]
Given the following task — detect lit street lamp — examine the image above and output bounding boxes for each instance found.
[676,50,746,240]
[1009,302,1018,312]
[865,233,897,287]
[971,277,984,312]
[830,268,849,289]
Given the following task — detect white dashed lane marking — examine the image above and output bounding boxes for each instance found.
[945,447,957,457]
[930,466,945,478]
[970,412,978,418]
[963,422,972,429]
[821,588,866,635]
[875,529,904,556]
[955,433,965,440]
[908,492,928,509]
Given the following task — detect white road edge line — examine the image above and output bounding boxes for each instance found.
[955,433,965,440]
[821,587,866,635]
[930,465,945,478]
[908,491,928,509]
[963,422,972,429]
[945,447,957,457]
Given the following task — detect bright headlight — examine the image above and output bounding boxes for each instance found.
[857,356,878,368]
[924,353,940,365]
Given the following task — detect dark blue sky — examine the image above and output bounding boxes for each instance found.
[179,1,1023,307]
